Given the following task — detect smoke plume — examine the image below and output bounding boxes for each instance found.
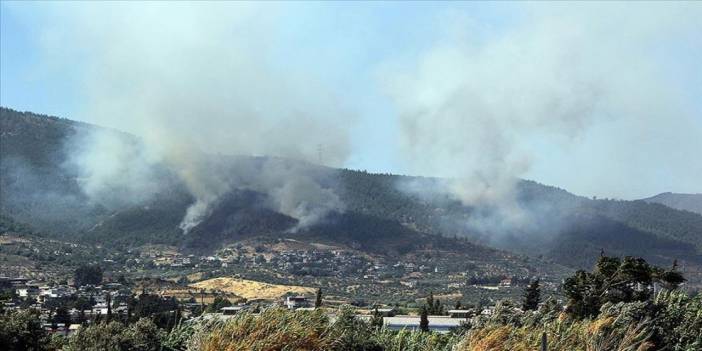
[38,3,353,232]
[381,3,702,232]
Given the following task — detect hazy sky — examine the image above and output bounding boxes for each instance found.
[2,1,701,200]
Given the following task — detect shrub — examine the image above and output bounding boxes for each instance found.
[62,318,162,351]
[0,309,50,351]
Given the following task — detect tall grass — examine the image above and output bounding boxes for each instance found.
[164,291,701,351]
[189,309,334,351]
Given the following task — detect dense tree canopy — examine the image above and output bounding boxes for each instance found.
[563,255,685,318]
[522,279,540,311]
[74,264,103,287]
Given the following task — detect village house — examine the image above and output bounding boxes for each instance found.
[447,309,472,318]
[373,307,397,317]
[221,305,247,315]
[285,295,311,309]
[17,285,40,299]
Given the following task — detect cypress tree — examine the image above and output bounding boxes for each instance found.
[419,305,429,332]
[522,279,541,311]
[315,288,323,308]
[426,292,434,313]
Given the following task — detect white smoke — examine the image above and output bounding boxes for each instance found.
[34,2,353,232]
[381,3,702,229]
[65,127,165,210]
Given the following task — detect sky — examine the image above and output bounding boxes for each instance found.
[1,1,701,200]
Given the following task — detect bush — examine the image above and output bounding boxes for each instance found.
[0,310,50,351]
[62,318,162,351]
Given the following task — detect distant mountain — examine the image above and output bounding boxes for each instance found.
[643,192,702,215]
[2,107,701,274]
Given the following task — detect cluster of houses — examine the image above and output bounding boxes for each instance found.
[208,294,501,334]
[3,272,516,335]
[1,276,134,336]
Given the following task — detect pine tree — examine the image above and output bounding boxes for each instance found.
[315,288,323,308]
[419,305,429,332]
[522,279,541,311]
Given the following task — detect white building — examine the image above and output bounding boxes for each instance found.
[285,296,311,309]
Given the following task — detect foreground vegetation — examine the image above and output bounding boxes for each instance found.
[2,255,700,350]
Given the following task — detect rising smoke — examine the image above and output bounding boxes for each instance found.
[382,3,702,234]
[9,2,702,241]
[39,3,353,232]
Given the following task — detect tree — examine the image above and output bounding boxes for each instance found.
[106,293,112,322]
[563,255,686,319]
[205,296,232,313]
[424,291,443,315]
[433,299,443,315]
[426,292,434,313]
[0,309,49,351]
[425,291,443,314]
[62,318,162,351]
[419,305,429,332]
[53,306,71,325]
[655,260,686,290]
[522,279,541,311]
[331,305,379,350]
[315,288,323,308]
[74,264,103,287]
[370,307,383,329]
[129,292,179,328]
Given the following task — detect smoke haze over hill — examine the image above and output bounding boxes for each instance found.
[2,2,701,236]
[382,3,702,231]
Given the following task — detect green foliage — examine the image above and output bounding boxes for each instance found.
[522,279,540,311]
[315,288,323,308]
[419,305,429,332]
[330,305,380,351]
[653,290,702,350]
[204,296,231,313]
[643,192,702,216]
[0,309,49,351]
[63,318,162,351]
[0,214,35,236]
[5,107,702,275]
[128,292,180,329]
[424,291,444,315]
[52,306,71,325]
[370,308,384,330]
[563,255,684,319]
[187,306,459,351]
[74,264,103,287]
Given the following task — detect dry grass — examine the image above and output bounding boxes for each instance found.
[190,277,315,300]
[455,317,653,351]
[194,308,334,351]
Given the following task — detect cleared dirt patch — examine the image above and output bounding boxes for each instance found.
[190,277,315,300]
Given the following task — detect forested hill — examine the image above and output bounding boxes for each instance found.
[2,107,701,272]
[642,192,702,215]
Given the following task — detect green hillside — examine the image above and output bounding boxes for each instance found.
[643,192,702,215]
[1,107,701,271]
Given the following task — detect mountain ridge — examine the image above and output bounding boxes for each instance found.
[642,192,702,215]
[2,106,701,274]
